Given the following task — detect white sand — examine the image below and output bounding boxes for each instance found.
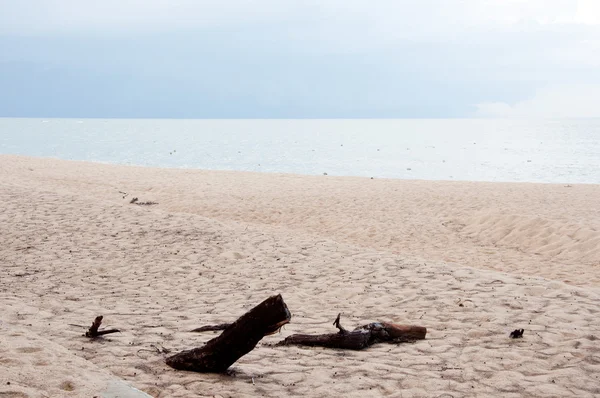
[1,155,599,397]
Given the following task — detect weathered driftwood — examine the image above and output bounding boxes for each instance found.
[166,294,291,372]
[85,316,120,338]
[277,313,426,350]
[190,323,231,332]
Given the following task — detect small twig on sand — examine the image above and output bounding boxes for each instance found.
[129,197,159,206]
[85,316,121,338]
[441,366,463,371]
[112,313,146,316]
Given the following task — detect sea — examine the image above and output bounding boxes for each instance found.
[1,118,599,184]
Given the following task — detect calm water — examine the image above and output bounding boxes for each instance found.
[1,118,599,183]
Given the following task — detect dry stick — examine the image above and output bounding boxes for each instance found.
[129,197,158,206]
[85,316,121,338]
[332,313,348,334]
[277,314,426,350]
[135,201,159,206]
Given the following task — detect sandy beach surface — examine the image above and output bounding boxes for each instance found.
[1,154,599,397]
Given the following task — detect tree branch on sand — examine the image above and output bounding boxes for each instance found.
[276,313,426,350]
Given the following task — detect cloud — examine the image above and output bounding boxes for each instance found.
[0,1,310,37]
[575,0,600,24]
[0,0,597,37]
[474,84,600,118]
[1,0,600,118]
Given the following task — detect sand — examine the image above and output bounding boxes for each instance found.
[1,154,599,397]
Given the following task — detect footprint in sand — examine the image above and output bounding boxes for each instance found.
[0,392,30,398]
[59,381,75,391]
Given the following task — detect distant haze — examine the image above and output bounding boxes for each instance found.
[1,0,599,118]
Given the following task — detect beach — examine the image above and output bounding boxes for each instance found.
[1,154,599,397]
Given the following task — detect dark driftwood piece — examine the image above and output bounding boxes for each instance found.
[85,316,120,338]
[190,323,231,332]
[277,313,426,350]
[509,329,524,338]
[166,294,291,372]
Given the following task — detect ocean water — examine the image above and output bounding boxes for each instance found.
[1,118,599,184]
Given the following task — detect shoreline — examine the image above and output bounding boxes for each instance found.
[2,153,598,186]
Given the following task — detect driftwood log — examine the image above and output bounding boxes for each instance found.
[85,316,120,338]
[277,314,426,350]
[166,294,291,372]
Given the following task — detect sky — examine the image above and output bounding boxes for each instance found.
[1,0,599,118]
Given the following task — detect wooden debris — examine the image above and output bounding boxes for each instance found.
[277,313,426,350]
[85,316,120,338]
[509,329,524,338]
[166,294,291,372]
[190,323,231,332]
[129,197,158,206]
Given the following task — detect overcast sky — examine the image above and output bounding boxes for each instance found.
[1,0,599,118]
